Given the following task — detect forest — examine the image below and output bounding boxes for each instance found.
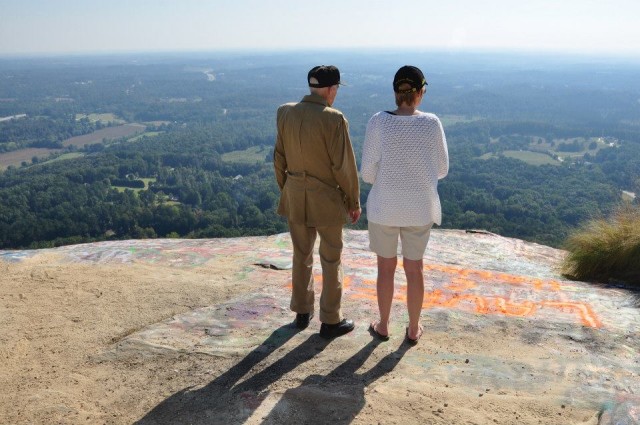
[0,51,639,249]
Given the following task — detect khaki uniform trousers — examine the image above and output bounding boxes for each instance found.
[288,220,343,325]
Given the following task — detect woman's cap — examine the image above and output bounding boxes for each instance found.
[308,65,342,88]
[393,65,427,93]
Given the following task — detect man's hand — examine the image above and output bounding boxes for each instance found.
[349,208,361,224]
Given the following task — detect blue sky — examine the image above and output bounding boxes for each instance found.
[1,0,640,56]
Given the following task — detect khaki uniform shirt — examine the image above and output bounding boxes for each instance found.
[274,93,360,227]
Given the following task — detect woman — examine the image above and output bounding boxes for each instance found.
[360,65,449,345]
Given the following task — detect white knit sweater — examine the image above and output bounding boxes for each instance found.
[361,111,449,226]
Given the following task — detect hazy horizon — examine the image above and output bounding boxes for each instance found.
[2,0,640,58]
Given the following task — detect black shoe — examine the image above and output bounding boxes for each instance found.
[295,312,313,329]
[319,319,355,339]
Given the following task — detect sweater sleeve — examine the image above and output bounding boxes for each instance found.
[435,117,449,180]
[360,114,381,184]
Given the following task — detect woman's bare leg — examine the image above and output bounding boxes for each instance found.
[375,255,397,336]
[403,258,424,340]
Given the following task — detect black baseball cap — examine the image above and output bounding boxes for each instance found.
[393,65,427,93]
[308,65,342,88]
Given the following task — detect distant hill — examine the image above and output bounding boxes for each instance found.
[0,52,639,250]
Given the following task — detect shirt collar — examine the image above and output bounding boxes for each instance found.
[301,93,328,106]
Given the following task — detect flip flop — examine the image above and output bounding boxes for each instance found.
[405,325,423,346]
[369,322,390,341]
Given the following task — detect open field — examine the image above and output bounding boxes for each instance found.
[75,113,125,124]
[503,150,561,166]
[221,145,270,164]
[552,137,609,158]
[0,124,147,170]
[128,131,163,142]
[44,152,86,164]
[482,136,614,166]
[0,147,60,170]
[439,114,482,127]
[63,123,146,148]
[530,137,611,159]
[112,177,156,193]
[479,151,561,166]
[143,121,171,126]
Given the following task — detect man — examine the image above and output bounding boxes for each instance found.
[274,65,361,339]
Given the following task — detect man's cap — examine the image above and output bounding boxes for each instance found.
[308,65,342,88]
[393,65,427,93]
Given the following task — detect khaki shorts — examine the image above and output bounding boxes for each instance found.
[368,222,433,261]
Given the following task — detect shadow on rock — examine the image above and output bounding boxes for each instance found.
[135,324,329,424]
[260,338,411,424]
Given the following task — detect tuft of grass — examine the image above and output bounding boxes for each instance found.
[562,205,640,286]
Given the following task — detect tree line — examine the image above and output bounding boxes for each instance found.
[1,116,635,249]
